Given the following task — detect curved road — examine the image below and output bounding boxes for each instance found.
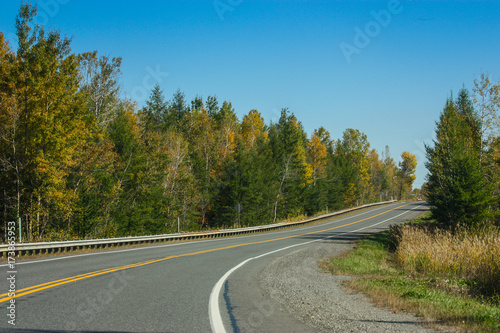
[0,202,428,332]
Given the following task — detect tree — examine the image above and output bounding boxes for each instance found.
[0,32,21,238]
[211,110,273,227]
[211,135,275,228]
[313,126,333,153]
[214,101,239,160]
[191,95,204,111]
[268,108,312,220]
[141,84,168,133]
[473,74,500,152]
[78,51,122,128]
[169,89,188,128]
[4,3,93,240]
[473,74,500,224]
[339,128,371,204]
[303,129,329,214]
[397,151,417,200]
[383,145,397,200]
[160,131,196,230]
[70,137,119,238]
[490,136,500,226]
[367,149,387,201]
[426,90,496,230]
[107,105,144,235]
[186,106,217,226]
[307,132,328,184]
[206,95,219,117]
[241,109,266,149]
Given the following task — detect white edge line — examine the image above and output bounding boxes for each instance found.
[209,204,425,333]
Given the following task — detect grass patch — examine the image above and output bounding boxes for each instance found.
[322,211,500,332]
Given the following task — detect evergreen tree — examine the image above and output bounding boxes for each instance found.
[191,95,204,111]
[426,91,496,230]
[329,140,359,208]
[142,83,168,132]
[268,108,312,220]
[206,95,219,118]
[169,89,188,129]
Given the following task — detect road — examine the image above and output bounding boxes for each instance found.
[0,202,428,332]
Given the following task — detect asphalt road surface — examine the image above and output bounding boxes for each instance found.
[0,202,429,333]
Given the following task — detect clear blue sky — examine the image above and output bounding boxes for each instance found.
[1,0,499,188]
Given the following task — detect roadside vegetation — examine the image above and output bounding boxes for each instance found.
[324,78,500,332]
[323,212,500,332]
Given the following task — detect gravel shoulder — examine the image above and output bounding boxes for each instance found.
[258,239,443,333]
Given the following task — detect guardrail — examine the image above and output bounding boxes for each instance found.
[0,200,396,258]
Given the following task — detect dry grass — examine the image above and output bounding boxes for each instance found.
[324,212,500,332]
[393,224,500,298]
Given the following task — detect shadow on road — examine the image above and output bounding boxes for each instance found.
[297,231,375,242]
[296,202,430,243]
[395,203,430,212]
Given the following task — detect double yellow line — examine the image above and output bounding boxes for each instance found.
[0,203,409,303]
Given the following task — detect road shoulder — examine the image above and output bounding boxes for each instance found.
[258,240,439,332]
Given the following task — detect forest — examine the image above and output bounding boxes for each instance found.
[0,4,418,242]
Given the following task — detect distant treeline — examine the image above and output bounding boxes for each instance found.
[0,3,417,242]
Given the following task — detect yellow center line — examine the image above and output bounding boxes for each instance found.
[0,203,410,303]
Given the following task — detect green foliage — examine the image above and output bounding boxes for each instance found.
[141,83,169,132]
[426,90,497,230]
[397,151,417,200]
[267,108,311,220]
[327,231,394,276]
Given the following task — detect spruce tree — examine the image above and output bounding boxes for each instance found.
[426,90,496,230]
[143,83,168,132]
